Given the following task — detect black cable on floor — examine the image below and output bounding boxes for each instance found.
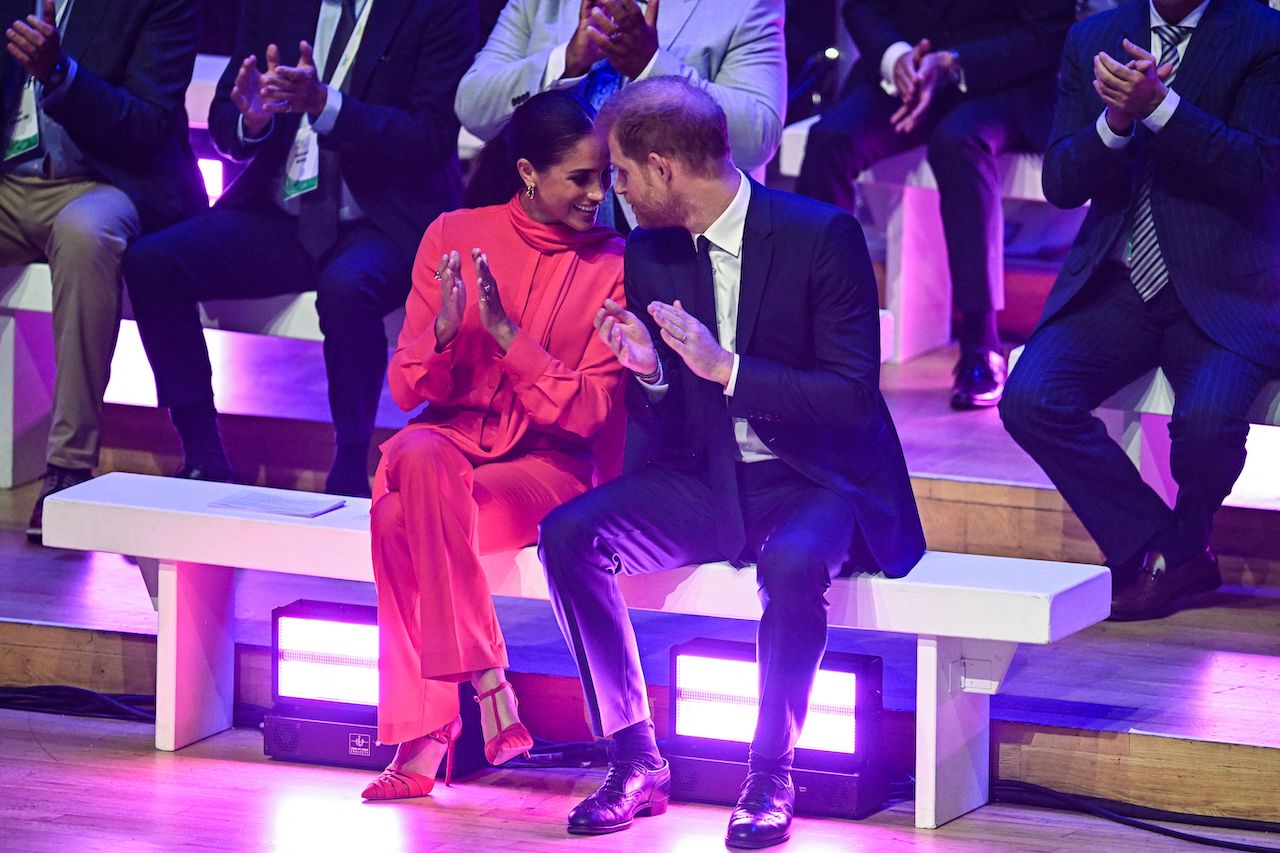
[993,780,1280,852]
[0,685,270,731]
[0,685,154,722]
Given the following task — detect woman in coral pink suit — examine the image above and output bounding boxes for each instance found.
[362,92,625,800]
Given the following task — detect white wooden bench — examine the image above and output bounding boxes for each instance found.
[43,471,1110,829]
[1008,345,1280,505]
[780,116,1081,364]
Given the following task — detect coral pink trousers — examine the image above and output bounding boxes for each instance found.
[371,427,591,745]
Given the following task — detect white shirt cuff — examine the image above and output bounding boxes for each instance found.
[1143,89,1180,133]
[1095,110,1134,150]
[633,48,661,81]
[238,113,274,143]
[543,42,585,91]
[311,86,342,134]
[879,41,913,96]
[724,354,741,397]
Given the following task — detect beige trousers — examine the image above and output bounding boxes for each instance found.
[0,174,140,470]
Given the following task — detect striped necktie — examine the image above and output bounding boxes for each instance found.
[1129,24,1191,302]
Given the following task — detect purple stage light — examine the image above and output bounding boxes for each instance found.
[667,638,887,817]
[673,653,859,754]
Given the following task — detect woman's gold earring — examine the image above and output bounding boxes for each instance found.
[525,184,536,200]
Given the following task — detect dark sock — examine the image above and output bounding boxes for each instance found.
[748,748,794,779]
[612,720,663,770]
[958,311,1001,355]
[326,442,371,497]
[170,400,230,473]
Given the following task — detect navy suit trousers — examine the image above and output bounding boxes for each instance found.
[538,459,855,760]
[124,205,412,450]
[1000,263,1273,573]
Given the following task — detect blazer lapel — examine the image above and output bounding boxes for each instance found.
[349,0,411,96]
[1165,0,1233,108]
[1117,0,1151,56]
[657,0,697,51]
[59,0,108,60]
[734,181,774,356]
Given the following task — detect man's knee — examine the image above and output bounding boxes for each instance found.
[538,495,614,576]
[927,119,992,174]
[1171,399,1249,457]
[997,363,1081,445]
[122,232,180,299]
[998,367,1039,439]
[756,534,837,603]
[49,200,135,264]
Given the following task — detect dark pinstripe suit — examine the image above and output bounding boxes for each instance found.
[1000,0,1280,573]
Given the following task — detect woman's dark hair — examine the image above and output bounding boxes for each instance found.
[463,91,597,208]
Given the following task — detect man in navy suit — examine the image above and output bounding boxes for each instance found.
[1001,0,1280,620]
[1,0,206,543]
[538,77,925,848]
[797,0,1074,410]
[123,0,477,496]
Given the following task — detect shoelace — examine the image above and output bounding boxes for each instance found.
[737,773,790,810]
[598,762,645,796]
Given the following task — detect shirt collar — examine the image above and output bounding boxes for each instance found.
[1150,0,1211,30]
[694,170,750,258]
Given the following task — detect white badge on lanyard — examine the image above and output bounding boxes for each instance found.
[281,0,372,201]
[3,79,40,161]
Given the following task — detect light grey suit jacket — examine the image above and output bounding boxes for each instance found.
[454,0,787,171]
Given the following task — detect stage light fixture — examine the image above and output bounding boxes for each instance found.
[264,600,482,775]
[667,638,887,818]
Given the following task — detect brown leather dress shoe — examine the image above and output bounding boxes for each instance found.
[1109,548,1221,621]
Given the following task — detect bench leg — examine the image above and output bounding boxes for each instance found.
[155,559,235,751]
[0,311,56,489]
[136,557,160,612]
[885,185,953,363]
[915,635,998,829]
[1119,411,1176,505]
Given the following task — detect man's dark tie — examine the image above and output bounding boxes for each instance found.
[693,236,746,560]
[299,0,356,259]
[1129,24,1191,302]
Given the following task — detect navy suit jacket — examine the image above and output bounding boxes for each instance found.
[843,0,1074,147]
[209,0,477,257]
[0,0,207,232]
[1041,0,1280,369]
[622,182,926,579]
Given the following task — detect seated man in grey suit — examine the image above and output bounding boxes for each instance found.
[455,0,786,207]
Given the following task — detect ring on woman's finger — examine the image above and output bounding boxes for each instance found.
[608,28,621,41]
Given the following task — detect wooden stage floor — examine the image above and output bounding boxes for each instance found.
[3,709,1277,853]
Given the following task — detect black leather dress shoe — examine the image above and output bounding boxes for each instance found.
[566,760,670,835]
[174,464,234,483]
[950,349,1007,410]
[725,771,795,849]
[1110,547,1221,621]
